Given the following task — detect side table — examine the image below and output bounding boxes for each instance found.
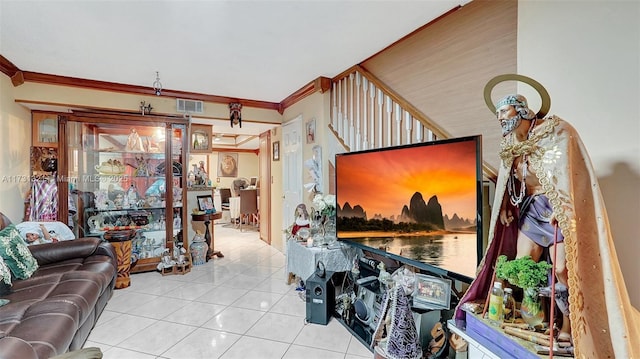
[191,212,223,260]
[103,229,136,289]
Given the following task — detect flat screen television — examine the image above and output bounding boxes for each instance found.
[335,135,482,283]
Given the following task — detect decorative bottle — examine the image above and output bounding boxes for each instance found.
[488,281,504,325]
[503,287,516,323]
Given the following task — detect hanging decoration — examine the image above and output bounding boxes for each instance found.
[229,102,242,128]
[153,71,162,96]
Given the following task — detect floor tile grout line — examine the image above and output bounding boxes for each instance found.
[91,226,374,358]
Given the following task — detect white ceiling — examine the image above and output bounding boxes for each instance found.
[1,0,469,149]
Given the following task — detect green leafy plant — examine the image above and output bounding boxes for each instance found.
[495,255,551,289]
[495,255,552,317]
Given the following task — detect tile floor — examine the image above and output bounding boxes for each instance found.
[84,224,372,359]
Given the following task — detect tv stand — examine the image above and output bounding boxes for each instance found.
[332,269,450,354]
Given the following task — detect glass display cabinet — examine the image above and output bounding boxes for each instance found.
[66,112,188,273]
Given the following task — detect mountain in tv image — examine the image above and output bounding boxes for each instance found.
[338,191,476,233]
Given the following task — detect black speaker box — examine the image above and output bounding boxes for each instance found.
[305,270,335,325]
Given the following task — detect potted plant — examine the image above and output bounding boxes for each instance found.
[495,255,552,328]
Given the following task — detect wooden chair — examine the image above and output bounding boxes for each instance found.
[238,189,258,231]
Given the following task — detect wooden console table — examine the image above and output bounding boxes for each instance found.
[191,212,223,260]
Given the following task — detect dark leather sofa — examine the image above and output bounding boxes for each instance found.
[0,214,117,359]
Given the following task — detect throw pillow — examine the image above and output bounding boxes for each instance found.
[0,256,12,296]
[0,224,38,279]
[16,221,75,246]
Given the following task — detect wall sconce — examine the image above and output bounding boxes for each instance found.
[153,71,162,96]
[140,101,153,115]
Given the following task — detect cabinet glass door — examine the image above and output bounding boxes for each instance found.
[67,120,183,272]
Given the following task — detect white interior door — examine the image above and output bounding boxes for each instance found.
[282,116,303,239]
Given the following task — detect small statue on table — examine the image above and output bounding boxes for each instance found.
[291,203,310,237]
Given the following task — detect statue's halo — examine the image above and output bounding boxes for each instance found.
[484,74,551,119]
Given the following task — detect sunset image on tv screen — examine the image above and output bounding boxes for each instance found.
[335,136,481,279]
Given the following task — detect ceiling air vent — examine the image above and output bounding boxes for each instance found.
[176,98,204,114]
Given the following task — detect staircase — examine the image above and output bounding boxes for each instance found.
[329,65,497,180]
[330,65,448,153]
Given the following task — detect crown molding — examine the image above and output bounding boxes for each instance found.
[278,77,331,114]
[0,55,20,79]
[2,54,330,113]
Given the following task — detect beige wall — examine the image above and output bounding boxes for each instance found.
[0,75,32,223]
[271,92,331,252]
[518,0,640,308]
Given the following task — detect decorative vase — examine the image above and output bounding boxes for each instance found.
[520,287,545,328]
[311,216,325,246]
[190,236,208,265]
[323,216,336,244]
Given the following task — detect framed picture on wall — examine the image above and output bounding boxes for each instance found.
[191,124,212,153]
[306,118,316,144]
[217,152,238,177]
[273,141,280,161]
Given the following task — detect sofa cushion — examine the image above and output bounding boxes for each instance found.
[0,297,79,359]
[0,250,116,359]
[0,225,38,279]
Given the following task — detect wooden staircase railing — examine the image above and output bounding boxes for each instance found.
[329,65,497,181]
[330,65,450,153]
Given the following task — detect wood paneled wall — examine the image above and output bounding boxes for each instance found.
[362,0,518,172]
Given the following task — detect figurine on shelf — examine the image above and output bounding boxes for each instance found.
[188,161,208,187]
[173,214,181,230]
[127,184,139,208]
[174,241,187,264]
[94,190,109,210]
[87,214,105,233]
[173,186,183,207]
[378,262,392,288]
[157,248,175,271]
[126,128,145,152]
[131,155,151,177]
